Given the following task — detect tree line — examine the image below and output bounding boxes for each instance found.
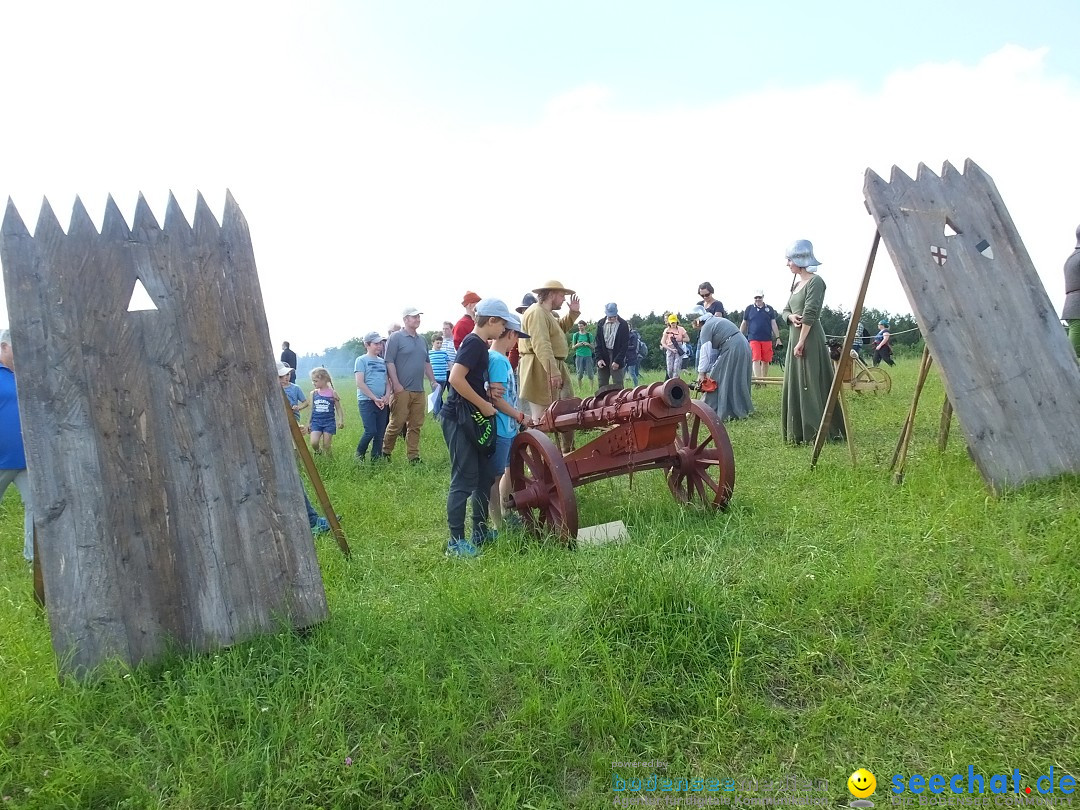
[296,306,923,379]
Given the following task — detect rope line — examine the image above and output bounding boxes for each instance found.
[824,326,922,339]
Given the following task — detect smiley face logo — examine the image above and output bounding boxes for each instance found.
[848,768,877,799]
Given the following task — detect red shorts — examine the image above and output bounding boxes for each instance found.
[750,340,773,363]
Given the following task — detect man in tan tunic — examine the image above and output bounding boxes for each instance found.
[519,280,581,452]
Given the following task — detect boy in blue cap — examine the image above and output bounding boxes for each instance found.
[441,298,518,557]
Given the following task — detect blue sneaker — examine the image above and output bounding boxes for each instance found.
[445,538,479,558]
[472,528,498,548]
[313,517,331,536]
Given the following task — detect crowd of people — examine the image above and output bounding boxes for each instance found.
[273,239,887,556]
[4,224,1078,573]
[3,228,1076,577]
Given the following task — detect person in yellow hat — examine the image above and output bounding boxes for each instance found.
[518,280,581,452]
[660,314,691,380]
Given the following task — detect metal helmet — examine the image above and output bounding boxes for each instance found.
[785,239,822,269]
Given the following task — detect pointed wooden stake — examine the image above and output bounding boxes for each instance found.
[68,196,97,238]
[101,195,131,241]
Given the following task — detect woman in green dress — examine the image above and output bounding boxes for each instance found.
[780,240,845,444]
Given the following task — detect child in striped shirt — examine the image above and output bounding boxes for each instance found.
[429,335,451,416]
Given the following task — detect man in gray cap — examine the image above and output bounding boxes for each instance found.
[594,302,630,391]
[354,331,389,461]
[382,307,437,464]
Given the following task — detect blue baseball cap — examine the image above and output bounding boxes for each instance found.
[505,311,530,338]
[475,297,512,320]
[475,298,530,337]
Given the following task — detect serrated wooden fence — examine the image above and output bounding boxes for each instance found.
[0,192,327,678]
[863,160,1080,490]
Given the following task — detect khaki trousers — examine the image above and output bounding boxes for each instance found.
[382,390,426,460]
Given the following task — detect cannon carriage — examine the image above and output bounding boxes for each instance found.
[505,379,735,543]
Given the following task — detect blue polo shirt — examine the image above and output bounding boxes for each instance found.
[742,303,778,342]
[0,366,27,469]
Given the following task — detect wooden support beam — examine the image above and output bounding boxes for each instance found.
[32,528,43,607]
[837,385,856,466]
[891,345,934,483]
[284,393,350,558]
[938,396,953,452]
[812,230,880,467]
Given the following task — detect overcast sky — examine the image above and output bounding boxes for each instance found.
[2,0,1078,354]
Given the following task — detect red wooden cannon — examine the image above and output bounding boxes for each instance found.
[506,379,735,542]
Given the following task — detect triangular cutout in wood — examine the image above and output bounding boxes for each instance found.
[944,218,962,237]
[127,278,158,312]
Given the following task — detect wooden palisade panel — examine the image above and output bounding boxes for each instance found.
[0,192,327,677]
[864,159,1080,491]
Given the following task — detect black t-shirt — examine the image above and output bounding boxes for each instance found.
[445,333,489,411]
[698,299,726,317]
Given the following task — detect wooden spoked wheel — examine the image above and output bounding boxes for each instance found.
[667,401,735,510]
[852,366,891,394]
[506,429,579,542]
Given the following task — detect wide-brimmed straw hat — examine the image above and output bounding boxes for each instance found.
[532,279,576,295]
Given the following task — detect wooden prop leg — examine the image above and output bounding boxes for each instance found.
[837,386,856,466]
[284,394,350,557]
[32,526,43,607]
[891,346,933,483]
[938,396,953,452]
[812,230,880,468]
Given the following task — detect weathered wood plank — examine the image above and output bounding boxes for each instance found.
[0,193,327,676]
[864,160,1080,491]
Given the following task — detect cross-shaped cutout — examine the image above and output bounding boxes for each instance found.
[930,245,948,266]
[127,278,158,312]
[976,238,994,260]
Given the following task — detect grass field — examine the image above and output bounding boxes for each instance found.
[1,360,1078,809]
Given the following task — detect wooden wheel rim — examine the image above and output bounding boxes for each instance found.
[507,429,579,541]
[667,401,735,509]
[854,367,892,394]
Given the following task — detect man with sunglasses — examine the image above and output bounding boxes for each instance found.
[740,290,780,381]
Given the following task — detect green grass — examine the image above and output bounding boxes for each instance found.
[1,362,1078,808]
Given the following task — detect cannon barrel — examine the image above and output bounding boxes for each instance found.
[532,378,691,433]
